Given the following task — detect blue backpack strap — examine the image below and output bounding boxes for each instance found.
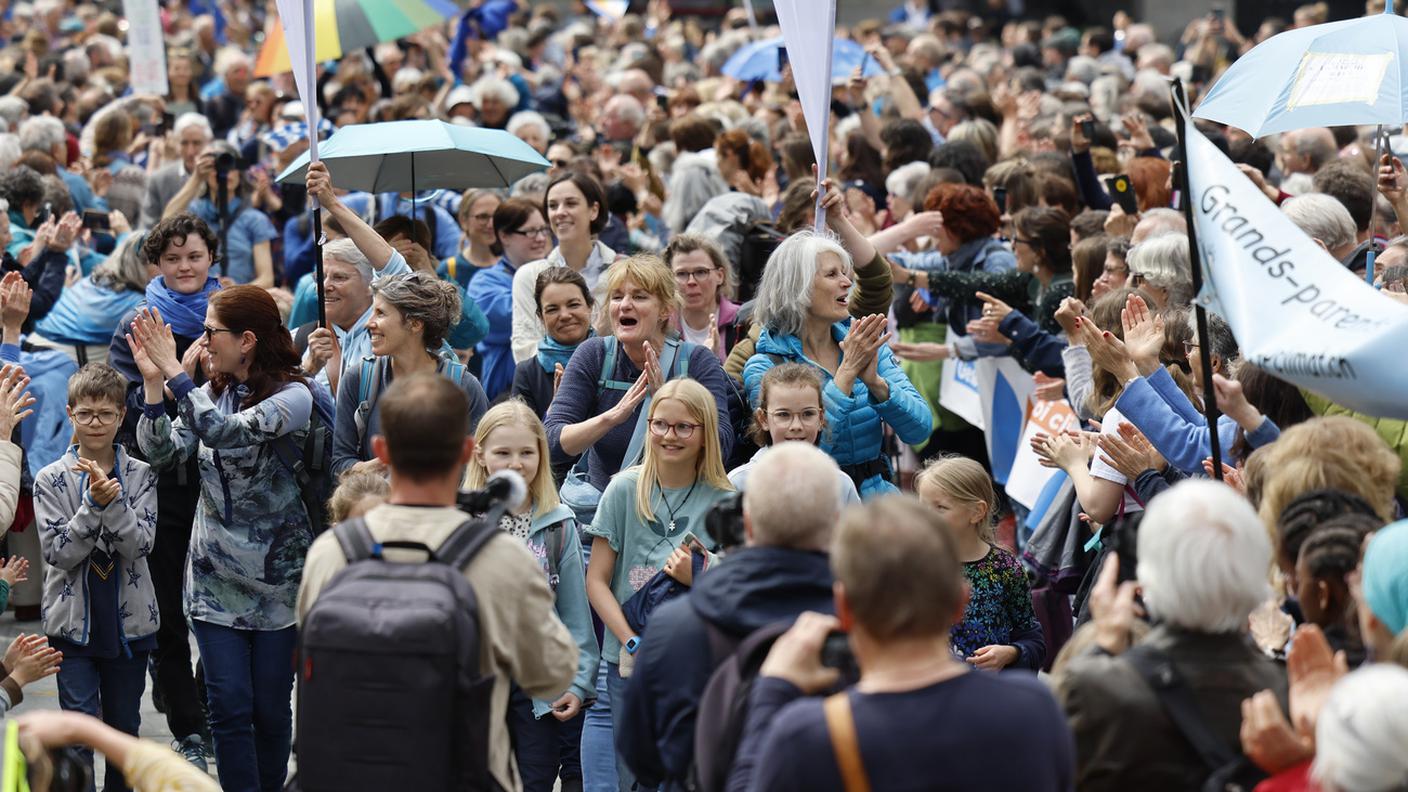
[443,360,466,384]
[354,357,384,455]
[357,357,377,404]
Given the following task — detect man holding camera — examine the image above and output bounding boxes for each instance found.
[729,496,1075,792]
[297,373,577,792]
[617,443,843,790]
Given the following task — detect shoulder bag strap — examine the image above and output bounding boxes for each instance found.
[823,692,871,792]
[438,516,503,571]
[333,517,376,563]
[621,394,653,470]
[1123,645,1239,772]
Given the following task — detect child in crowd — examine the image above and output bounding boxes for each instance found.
[584,379,734,789]
[916,456,1046,672]
[325,469,390,525]
[1295,516,1378,667]
[35,363,159,792]
[727,362,860,506]
[465,399,597,792]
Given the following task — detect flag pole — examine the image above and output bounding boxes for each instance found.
[1169,78,1224,481]
[300,0,327,330]
[1367,124,1385,285]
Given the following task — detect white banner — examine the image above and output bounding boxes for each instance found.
[1005,397,1080,510]
[273,0,321,166]
[123,0,168,97]
[938,357,984,430]
[1182,110,1408,418]
[772,0,835,230]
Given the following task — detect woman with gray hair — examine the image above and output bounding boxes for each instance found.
[330,269,489,476]
[742,180,931,498]
[470,76,520,129]
[1310,664,1408,792]
[29,225,150,365]
[1127,233,1194,308]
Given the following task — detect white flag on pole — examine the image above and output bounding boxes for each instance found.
[1181,111,1408,418]
[273,0,322,167]
[772,0,835,231]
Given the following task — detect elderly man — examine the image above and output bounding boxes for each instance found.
[618,443,844,792]
[1283,193,1359,263]
[1056,480,1287,792]
[203,50,254,138]
[140,113,212,230]
[1278,127,1337,184]
[599,95,646,143]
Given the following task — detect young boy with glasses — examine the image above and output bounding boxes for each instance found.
[35,362,159,792]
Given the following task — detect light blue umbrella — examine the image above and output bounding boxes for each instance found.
[1193,8,1408,138]
[721,35,885,83]
[276,119,550,193]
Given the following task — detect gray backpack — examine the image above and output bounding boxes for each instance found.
[294,515,502,792]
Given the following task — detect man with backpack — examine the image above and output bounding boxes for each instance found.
[617,443,843,791]
[296,373,578,792]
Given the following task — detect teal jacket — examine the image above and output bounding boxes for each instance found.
[524,503,599,718]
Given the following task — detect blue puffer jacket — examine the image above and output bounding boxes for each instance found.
[743,320,933,497]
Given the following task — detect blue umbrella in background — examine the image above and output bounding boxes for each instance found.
[1193,7,1408,138]
[721,35,886,83]
[1193,4,1408,282]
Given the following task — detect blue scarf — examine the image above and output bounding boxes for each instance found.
[146,276,220,339]
[536,330,593,374]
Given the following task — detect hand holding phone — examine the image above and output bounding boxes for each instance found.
[81,210,110,232]
[1103,174,1139,215]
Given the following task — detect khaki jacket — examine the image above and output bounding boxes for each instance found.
[297,503,579,792]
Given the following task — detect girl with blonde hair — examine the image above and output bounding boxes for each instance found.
[916,456,1045,672]
[465,399,596,792]
[583,378,733,789]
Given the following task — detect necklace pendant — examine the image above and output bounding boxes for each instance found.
[668,520,676,533]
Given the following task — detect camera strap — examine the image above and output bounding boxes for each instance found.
[823,692,871,792]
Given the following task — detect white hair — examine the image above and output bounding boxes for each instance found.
[470,76,520,108]
[1128,233,1193,303]
[1282,193,1357,253]
[322,238,374,285]
[392,67,425,94]
[1312,665,1408,792]
[61,49,90,84]
[1136,480,1272,633]
[743,442,842,550]
[1132,207,1187,244]
[214,48,251,79]
[173,112,213,140]
[885,161,931,203]
[17,115,64,154]
[753,230,853,338]
[1065,55,1100,85]
[0,136,16,172]
[506,110,549,140]
[0,98,26,133]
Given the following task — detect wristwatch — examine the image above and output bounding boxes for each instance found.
[906,270,918,287]
[624,636,641,655]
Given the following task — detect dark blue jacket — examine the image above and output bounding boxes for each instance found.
[617,546,834,791]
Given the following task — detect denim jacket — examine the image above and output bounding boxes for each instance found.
[35,445,158,647]
[137,374,313,630]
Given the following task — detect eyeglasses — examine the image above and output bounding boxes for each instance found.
[1130,272,1147,286]
[1183,340,1200,355]
[1101,265,1128,277]
[673,267,717,283]
[512,227,552,239]
[551,159,571,168]
[72,409,121,426]
[649,419,701,439]
[1012,237,1038,248]
[766,409,822,427]
[203,325,238,341]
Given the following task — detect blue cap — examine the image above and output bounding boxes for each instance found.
[1363,519,1408,634]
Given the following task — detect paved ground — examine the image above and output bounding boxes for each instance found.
[0,609,217,784]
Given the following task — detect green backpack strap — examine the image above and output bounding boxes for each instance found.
[598,336,635,391]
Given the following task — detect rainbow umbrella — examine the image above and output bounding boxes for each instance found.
[254,0,459,78]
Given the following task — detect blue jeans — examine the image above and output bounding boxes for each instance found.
[190,620,296,792]
[508,685,584,792]
[56,650,149,792]
[580,661,621,792]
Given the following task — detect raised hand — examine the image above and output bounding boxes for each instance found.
[1212,373,1261,430]
[128,308,181,380]
[975,291,1015,324]
[643,343,666,394]
[0,365,35,439]
[9,637,61,686]
[889,341,950,362]
[0,556,28,588]
[0,272,32,333]
[1077,316,1139,383]
[1054,296,1086,337]
[74,458,121,508]
[1032,372,1066,402]
[607,372,650,426]
[1097,422,1160,479]
[1031,430,1095,472]
[1120,294,1165,373]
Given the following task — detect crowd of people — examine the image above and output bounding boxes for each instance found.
[0,0,1405,790]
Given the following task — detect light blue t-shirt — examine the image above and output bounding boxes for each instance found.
[584,467,731,663]
[191,199,278,284]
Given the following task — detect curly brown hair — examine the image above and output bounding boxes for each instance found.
[141,213,220,268]
[924,182,1000,244]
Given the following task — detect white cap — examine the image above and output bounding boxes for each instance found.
[446,85,475,110]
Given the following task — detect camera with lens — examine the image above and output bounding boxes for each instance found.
[703,491,745,552]
[214,151,237,173]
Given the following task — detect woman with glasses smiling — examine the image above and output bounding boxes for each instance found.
[468,198,552,401]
